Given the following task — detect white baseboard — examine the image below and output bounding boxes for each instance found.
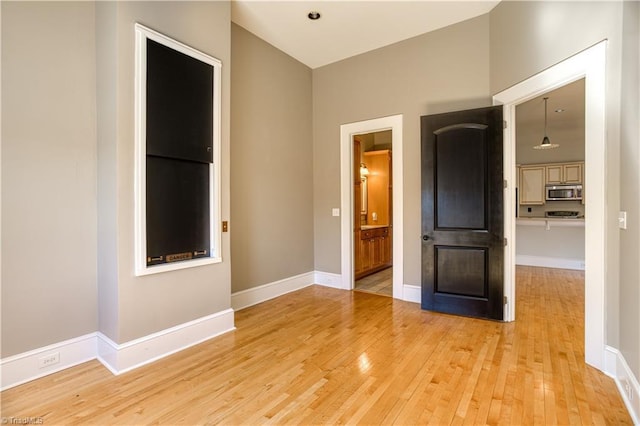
[1,309,235,388]
[605,346,640,424]
[403,284,421,304]
[314,271,344,289]
[97,309,235,375]
[231,272,315,311]
[0,333,97,391]
[315,271,420,304]
[516,254,585,270]
[605,345,618,377]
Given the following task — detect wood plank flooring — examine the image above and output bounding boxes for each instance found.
[1,266,632,424]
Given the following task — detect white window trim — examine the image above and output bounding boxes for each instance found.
[134,23,222,276]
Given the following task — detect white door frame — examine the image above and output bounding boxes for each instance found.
[340,115,404,299]
[494,41,607,370]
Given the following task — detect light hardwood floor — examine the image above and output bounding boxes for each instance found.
[1,266,632,424]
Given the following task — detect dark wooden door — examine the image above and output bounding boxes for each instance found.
[421,106,504,320]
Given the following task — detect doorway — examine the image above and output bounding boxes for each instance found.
[354,131,393,297]
[514,79,586,273]
[340,115,404,299]
[495,41,607,370]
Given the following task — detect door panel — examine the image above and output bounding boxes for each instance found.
[435,246,487,297]
[421,106,503,320]
[435,124,488,230]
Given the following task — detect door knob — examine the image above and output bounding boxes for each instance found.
[422,235,430,241]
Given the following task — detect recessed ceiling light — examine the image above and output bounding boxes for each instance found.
[555,108,565,113]
[308,11,321,20]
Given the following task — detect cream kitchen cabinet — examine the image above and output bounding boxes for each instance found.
[546,162,583,185]
[519,166,546,205]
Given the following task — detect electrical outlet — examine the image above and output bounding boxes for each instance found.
[619,211,627,229]
[38,352,60,369]
[621,379,634,402]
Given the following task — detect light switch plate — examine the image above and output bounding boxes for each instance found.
[332,208,340,217]
[618,211,627,229]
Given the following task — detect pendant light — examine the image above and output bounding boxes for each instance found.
[533,97,560,150]
[360,163,369,176]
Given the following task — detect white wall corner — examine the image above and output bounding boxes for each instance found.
[0,333,97,391]
[402,284,421,304]
[314,271,344,289]
[605,346,640,424]
[96,309,235,375]
[231,272,315,311]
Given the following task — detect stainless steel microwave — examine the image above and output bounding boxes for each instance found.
[546,184,583,201]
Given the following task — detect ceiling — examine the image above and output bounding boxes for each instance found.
[230,1,584,165]
[516,79,586,165]
[231,1,501,69]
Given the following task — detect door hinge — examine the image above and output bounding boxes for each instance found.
[504,238,508,246]
[504,179,508,189]
[504,296,508,305]
[503,120,507,129]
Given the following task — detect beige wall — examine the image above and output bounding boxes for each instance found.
[230,24,314,292]
[96,0,119,343]
[312,15,491,286]
[490,1,633,372]
[96,1,232,343]
[490,2,621,94]
[1,2,98,357]
[619,0,640,378]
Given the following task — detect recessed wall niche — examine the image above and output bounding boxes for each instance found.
[134,24,222,276]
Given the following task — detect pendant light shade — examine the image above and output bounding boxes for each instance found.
[533,97,560,150]
[360,163,369,176]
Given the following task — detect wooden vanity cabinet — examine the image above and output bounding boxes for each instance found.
[356,226,391,280]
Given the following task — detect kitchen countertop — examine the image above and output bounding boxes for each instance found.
[361,225,389,230]
[516,217,585,227]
